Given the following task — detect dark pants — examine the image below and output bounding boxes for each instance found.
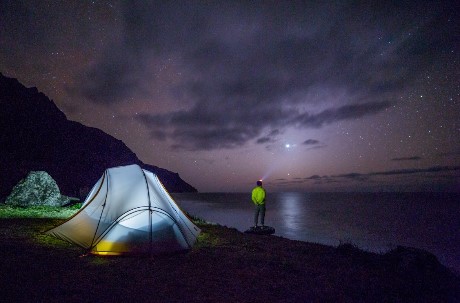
[254,204,265,226]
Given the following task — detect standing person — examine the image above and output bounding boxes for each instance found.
[252,180,266,228]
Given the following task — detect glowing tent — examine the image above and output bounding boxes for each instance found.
[47,164,200,255]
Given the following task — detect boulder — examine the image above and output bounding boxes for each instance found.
[5,171,70,207]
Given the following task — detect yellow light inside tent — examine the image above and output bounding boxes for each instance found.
[92,251,122,256]
[92,240,128,256]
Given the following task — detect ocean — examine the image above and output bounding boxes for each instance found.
[172,192,460,274]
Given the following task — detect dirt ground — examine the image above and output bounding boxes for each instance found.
[0,218,458,302]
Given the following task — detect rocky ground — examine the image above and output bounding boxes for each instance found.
[0,218,458,302]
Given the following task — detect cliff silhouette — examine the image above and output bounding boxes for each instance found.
[0,73,197,200]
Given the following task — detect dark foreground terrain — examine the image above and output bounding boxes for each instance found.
[0,218,458,302]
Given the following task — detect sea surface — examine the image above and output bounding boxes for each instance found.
[172,192,460,274]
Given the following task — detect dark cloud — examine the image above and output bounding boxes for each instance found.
[276,166,460,189]
[324,166,459,181]
[68,51,141,104]
[139,100,391,150]
[303,139,319,145]
[256,129,281,145]
[58,2,454,149]
[302,139,327,150]
[293,101,392,128]
[391,156,422,161]
[268,129,281,136]
[138,102,292,150]
[336,173,369,181]
[256,137,273,144]
[369,166,460,176]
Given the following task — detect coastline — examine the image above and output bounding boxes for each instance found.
[1,218,458,302]
[174,191,460,274]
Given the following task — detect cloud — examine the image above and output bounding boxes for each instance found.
[302,139,319,145]
[305,175,322,180]
[278,166,460,188]
[256,129,281,144]
[326,166,460,180]
[138,103,291,150]
[293,101,392,128]
[302,138,328,150]
[368,166,460,176]
[68,51,141,104]
[391,156,421,161]
[139,100,391,150]
[63,2,453,150]
[336,173,369,181]
[256,137,273,144]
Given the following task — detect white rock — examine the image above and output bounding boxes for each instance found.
[5,171,69,206]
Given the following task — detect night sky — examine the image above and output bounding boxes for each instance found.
[1,1,459,192]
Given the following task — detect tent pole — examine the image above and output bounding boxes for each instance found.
[142,169,154,257]
[89,171,110,253]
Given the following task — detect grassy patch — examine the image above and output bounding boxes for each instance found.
[0,204,80,219]
[195,231,224,248]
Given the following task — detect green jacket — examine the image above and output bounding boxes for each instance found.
[251,186,266,205]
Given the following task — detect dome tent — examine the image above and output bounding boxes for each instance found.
[47,164,200,255]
